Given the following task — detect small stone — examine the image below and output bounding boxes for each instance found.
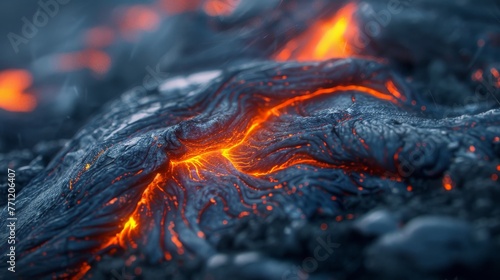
[353,209,398,236]
[366,216,490,276]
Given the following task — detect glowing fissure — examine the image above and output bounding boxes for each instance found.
[107,81,404,256]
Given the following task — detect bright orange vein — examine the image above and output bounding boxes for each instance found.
[172,83,402,177]
[0,69,37,112]
[275,3,358,61]
[113,173,164,248]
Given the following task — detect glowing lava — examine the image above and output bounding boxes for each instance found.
[105,79,406,262]
[106,173,164,250]
[0,69,37,112]
[275,3,358,61]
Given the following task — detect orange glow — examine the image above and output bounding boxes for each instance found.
[0,69,37,112]
[472,69,483,82]
[168,221,185,254]
[492,68,500,78]
[491,68,500,88]
[386,80,406,101]
[58,50,111,75]
[124,217,138,230]
[86,173,166,264]
[119,5,160,40]
[275,3,358,61]
[443,175,453,191]
[85,26,115,48]
[115,173,164,248]
[204,0,240,16]
[118,217,139,249]
[171,154,209,180]
[71,262,91,280]
[158,0,203,14]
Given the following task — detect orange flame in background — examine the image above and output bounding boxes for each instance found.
[57,50,111,75]
[491,68,500,88]
[158,0,204,15]
[85,26,116,48]
[0,69,37,112]
[52,0,242,77]
[442,174,453,191]
[275,3,358,61]
[204,0,240,16]
[158,0,240,16]
[119,5,161,40]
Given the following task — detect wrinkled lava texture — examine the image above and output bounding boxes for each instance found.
[2,0,500,280]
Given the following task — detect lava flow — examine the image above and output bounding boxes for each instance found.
[103,76,407,269]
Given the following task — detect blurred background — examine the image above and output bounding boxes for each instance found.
[0,0,277,153]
